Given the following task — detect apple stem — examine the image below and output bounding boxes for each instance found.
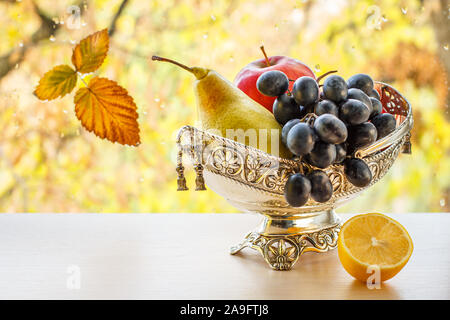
[260,46,271,67]
[152,55,194,73]
[316,70,338,83]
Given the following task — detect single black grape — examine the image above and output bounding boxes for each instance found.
[323,75,348,103]
[347,122,378,150]
[369,97,382,119]
[256,70,289,97]
[292,76,319,106]
[368,88,381,100]
[305,141,336,169]
[371,113,396,139]
[284,173,311,207]
[344,158,372,187]
[339,99,370,125]
[308,170,333,203]
[347,88,372,115]
[313,114,348,144]
[347,73,374,95]
[286,123,316,156]
[273,94,302,125]
[315,99,339,117]
[281,119,301,146]
[334,143,347,164]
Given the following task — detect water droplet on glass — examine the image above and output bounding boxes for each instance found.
[444,44,449,51]
[18,41,24,47]
[49,35,56,42]
[314,64,321,72]
[154,97,160,103]
[440,199,446,207]
[63,110,68,114]
[203,33,208,39]
[143,111,148,115]
[401,8,408,14]
[70,39,76,45]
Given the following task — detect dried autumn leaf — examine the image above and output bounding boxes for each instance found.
[72,29,109,74]
[33,65,77,100]
[74,77,140,146]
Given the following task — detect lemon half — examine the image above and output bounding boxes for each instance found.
[338,213,413,282]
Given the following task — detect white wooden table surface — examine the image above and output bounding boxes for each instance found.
[0,213,448,300]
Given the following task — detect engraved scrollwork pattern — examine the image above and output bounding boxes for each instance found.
[262,165,296,193]
[195,129,404,200]
[235,224,341,270]
[263,238,300,271]
[299,226,340,252]
[210,147,243,175]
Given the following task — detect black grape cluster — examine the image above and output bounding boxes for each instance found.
[256,71,397,207]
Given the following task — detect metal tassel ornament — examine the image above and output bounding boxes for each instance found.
[194,164,206,191]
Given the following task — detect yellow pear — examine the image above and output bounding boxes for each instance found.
[152,56,292,159]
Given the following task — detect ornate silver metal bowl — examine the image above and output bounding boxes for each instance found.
[175,82,413,270]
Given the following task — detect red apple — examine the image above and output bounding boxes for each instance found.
[234,55,316,113]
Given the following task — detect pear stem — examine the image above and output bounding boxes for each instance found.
[260,46,271,67]
[151,55,194,73]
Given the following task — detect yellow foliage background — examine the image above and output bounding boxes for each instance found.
[0,0,449,213]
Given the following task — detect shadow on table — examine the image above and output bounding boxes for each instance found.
[344,280,401,300]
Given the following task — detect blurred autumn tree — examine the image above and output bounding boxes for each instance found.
[0,0,448,213]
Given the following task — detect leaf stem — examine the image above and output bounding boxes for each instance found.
[79,74,88,87]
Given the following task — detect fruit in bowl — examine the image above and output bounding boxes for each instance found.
[153,53,399,210]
